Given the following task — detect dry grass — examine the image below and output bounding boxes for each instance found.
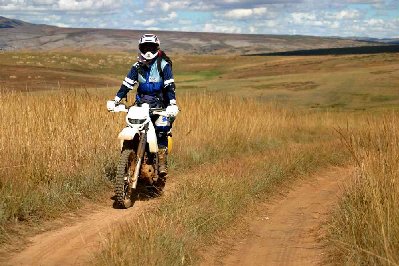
[0,90,120,242]
[95,93,358,265]
[2,52,399,112]
[97,141,348,266]
[0,52,133,91]
[97,99,399,265]
[327,114,399,265]
[0,88,350,246]
[1,51,398,264]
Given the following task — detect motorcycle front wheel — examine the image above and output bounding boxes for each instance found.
[115,148,137,208]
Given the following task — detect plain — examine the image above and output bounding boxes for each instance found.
[0,51,398,265]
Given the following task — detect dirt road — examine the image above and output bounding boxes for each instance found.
[4,167,350,266]
[3,195,160,266]
[204,167,351,266]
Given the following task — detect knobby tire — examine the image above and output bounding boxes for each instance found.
[115,148,136,208]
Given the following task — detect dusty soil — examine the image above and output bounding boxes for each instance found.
[2,195,161,266]
[2,167,351,266]
[202,167,352,266]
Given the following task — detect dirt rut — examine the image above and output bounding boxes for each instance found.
[4,197,159,266]
[4,167,350,266]
[204,167,352,266]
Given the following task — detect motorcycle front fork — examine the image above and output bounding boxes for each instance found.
[131,129,148,189]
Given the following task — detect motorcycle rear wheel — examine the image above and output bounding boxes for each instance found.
[115,148,137,208]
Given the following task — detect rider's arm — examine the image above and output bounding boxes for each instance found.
[115,63,139,102]
[162,63,176,105]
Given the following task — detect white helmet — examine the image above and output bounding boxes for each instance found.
[139,34,160,61]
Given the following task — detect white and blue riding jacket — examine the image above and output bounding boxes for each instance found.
[116,56,176,107]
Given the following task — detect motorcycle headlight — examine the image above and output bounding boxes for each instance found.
[128,118,147,124]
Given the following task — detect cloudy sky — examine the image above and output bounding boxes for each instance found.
[1,0,398,38]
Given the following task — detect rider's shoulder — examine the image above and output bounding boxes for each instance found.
[132,62,142,69]
[160,58,169,70]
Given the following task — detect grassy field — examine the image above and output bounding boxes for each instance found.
[0,51,398,264]
[1,52,399,110]
[327,115,399,265]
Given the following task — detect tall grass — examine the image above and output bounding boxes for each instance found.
[172,92,352,167]
[1,51,398,264]
[0,89,352,245]
[95,94,358,265]
[97,141,347,266]
[327,114,399,265]
[0,90,120,243]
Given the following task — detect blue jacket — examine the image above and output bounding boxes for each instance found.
[116,56,176,107]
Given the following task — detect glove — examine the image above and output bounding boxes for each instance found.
[166,104,179,117]
[114,96,121,104]
[106,96,121,111]
[106,100,116,111]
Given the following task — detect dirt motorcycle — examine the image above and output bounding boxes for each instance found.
[107,101,176,208]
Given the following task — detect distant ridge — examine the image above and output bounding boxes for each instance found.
[0,16,388,55]
[352,37,399,45]
[250,44,399,56]
[0,16,33,28]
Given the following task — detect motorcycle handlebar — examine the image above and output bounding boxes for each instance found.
[149,107,166,112]
[126,104,165,112]
[108,102,168,116]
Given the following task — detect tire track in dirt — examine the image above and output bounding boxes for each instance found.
[203,167,352,266]
[2,192,164,266]
[3,167,351,266]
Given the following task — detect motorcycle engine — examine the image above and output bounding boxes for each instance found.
[140,164,156,184]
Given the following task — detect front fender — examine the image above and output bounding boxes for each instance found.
[118,126,140,149]
[118,126,140,140]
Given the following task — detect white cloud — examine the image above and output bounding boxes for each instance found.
[41,14,61,21]
[333,10,361,19]
[0,0,122,11]
[203,22,242,33]
[147,1,195,12]
[366,18,384,26]
[161,11,177,21]
[0,0,397,38]
[57,0,120,11]
[147,27,161,31]
[224,7,267,19]
[291,12,317,24]
[330,21,340,29]
[289,9,363,30]
[145,0,286,12]
[32,0,55,4]
[178,19,192,25]
[136,19,157,27]
[224,9,253,18]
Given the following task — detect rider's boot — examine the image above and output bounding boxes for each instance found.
[158,148,168,177]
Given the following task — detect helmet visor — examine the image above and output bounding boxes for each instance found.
[139,43,159,54]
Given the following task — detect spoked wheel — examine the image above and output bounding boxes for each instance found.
[115,149,137,208]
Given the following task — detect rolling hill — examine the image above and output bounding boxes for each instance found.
[0,16,386,55]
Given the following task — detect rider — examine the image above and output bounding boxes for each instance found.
[112,33,178,176]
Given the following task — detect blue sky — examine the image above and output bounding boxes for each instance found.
[1,0,398,38]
